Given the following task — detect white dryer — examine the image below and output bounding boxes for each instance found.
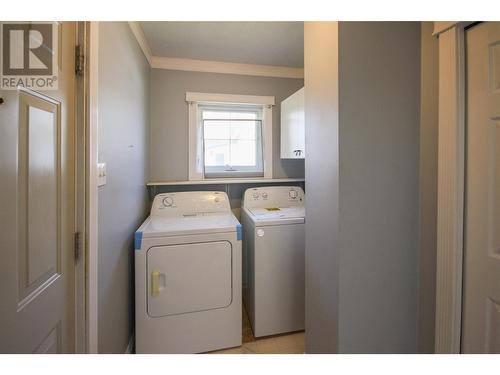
[241,186,305,338]
[135,191,242,353]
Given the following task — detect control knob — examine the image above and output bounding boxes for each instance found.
[162,196,174,207]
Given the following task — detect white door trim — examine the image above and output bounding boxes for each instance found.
[75,21,86,354]
[86,21,99,354]
[433,21,474,354]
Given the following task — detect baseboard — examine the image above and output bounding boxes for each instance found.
[125,332,135,354]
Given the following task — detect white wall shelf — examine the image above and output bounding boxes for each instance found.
[147,178,304,187]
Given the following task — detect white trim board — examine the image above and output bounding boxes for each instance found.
[433,22,467,354]
[147,178,304,186]
[128,23,304,79]
[433,22,475,36]
[151,56,304,79]
[86,21,100,354]
[128,22,152,64]
[186,92,275,106]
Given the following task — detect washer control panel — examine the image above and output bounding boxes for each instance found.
[242,186,304,209]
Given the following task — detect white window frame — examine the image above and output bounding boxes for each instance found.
[186,92,274,180]
[200,104,264,178]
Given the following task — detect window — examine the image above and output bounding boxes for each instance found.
[187,92,274,180]
[201,105,263,178]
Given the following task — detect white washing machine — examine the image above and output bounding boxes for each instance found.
[135,191,242,353]
[241,186,305,337]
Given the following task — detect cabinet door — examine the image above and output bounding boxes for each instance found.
[280,87,305,159]
[294,88,305,156]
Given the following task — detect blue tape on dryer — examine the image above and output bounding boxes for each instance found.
[236,224,242,241]
[135,231,143,250]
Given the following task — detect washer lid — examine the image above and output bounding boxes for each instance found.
[140,212,240,238]
[247,206,305,226]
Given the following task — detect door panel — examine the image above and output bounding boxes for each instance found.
[485,298,500,353]
[0,22,76,353]
[147,241,232,317]
[18,96,60,303]
[462,21,500,353]
[33,323,61,354]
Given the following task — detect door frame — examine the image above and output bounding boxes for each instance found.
[85,21,99,354]
[75,21,99,354]
[433,21,475,354]
[75,21,86,354]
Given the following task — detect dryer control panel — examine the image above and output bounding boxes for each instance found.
[242,186,305,209]
[151,191,231,217]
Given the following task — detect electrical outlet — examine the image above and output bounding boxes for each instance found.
[97,163,107,187]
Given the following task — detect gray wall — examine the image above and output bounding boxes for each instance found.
[304,22,340,354]
[98,22,150,353]
[149,69,304,182]
[417,21,439,354]
[338,21,421,354]
[304,22,421,353]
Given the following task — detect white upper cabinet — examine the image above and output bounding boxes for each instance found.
[280,87,305,159]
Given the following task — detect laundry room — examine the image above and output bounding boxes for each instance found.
[94,21,424,355]
[4,2,500,374]
[97,21,307,354]
[1,18,434,358]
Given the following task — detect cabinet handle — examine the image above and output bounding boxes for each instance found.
[293,149,302,156]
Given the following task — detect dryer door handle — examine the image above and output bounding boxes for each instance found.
[151,271,166,297]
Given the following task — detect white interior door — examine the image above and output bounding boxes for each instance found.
[462,21,500,353]
[0,22,76,353]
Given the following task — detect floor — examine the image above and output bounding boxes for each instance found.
[209,307,305,354]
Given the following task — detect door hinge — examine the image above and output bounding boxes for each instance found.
[75,44,84,76]
[74,232,82,262]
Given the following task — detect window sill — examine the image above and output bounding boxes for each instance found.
[146,177,304,187]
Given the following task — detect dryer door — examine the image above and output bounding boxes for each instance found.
[147,241,232,317]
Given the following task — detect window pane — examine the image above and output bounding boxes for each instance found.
[230,140,257,166]
[204,140,230,167]
[202,109,259,120]
[201,107,263,175]
[231,120,258,140]
[204,120,230,140]
[202,110,231,120]
[230,111,258,120]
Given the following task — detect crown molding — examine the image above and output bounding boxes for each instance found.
[127,22,304,79]
[150,56,304,79]
[128,21,152,64]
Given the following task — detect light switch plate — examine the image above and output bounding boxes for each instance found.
[97,162,107,187]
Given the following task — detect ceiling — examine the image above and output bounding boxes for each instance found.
[139,22,304,68]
